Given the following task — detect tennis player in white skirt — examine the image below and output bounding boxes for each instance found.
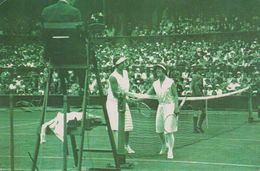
[106,55,135,154]
[147,64,180,159]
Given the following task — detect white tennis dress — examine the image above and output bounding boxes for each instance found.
[106,70,133,131]
[153,76,178,133]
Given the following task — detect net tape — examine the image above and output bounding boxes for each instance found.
[126,86,249,101]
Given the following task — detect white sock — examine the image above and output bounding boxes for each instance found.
[166,133,174,152]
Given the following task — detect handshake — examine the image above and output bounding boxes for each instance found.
[174,108,180,116]
[118,90,126,99]
[174,112,180,117]
[117,90,126,99]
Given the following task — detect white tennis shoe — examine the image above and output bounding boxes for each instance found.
[125,145,135,154]
[159,145,167,155]
[167,150,174,159]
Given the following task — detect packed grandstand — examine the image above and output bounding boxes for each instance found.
[0,0,259,97]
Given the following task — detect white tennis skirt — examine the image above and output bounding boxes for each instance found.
[156,103,178,133]
[106,99,133,131]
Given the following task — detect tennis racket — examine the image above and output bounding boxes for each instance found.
[129,98,153,117]
[179,96,187,110]
[163,96,187,133]
[164,113,178,133]
[136,101,153,118]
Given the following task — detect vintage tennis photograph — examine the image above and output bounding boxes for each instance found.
[0,0,259,170]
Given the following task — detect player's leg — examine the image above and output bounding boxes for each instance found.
[158,132,167,154]
[106,100,119,148]
[156,108,167,154]
[124,131,135,153]
[198,108,206,133]
[193,112,200,133]
[192,101,200,133]
[165,132,174,159]
[257,105,260,118]
[124,105,135,153]
[163,107,177,159]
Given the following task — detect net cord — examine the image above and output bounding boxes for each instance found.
[126,86,249,101]
[127,86,249,130]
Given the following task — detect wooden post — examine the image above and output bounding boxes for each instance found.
[248,88,253,123]
[9,93,14,171]
[63,95,68,171]
[32,69,52,171]
[117,98,126,165]
[78,68,89,171]
[205,99,208,128]
[91,46,120,169]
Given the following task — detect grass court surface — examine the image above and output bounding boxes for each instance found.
[0,107,260,171]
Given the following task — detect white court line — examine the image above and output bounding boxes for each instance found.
[1,132,259,143]
[0,155,74,159]
[0,168,73,171]
[212,137,260,142]
[0,122,38,129]
[81,134,260,142]
[1,155,260,169]
[127,158,260,168]
[0,133,36,136]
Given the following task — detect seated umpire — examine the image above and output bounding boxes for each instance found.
[42,0,81,23]
[41,0,85,95]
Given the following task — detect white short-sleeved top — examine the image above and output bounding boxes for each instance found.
[153,76,175,104]
[107,70,130,102]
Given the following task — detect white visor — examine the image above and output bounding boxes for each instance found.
[155,64,167,72]
[115,56,127,66]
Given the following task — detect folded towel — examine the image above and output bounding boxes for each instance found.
[40,112,83,143]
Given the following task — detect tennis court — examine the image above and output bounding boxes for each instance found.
[0,107,260,171]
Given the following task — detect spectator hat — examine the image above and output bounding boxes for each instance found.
[155,63,167,73]
[193,64,206,72]
[113,56,127,67]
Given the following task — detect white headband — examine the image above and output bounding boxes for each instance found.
[115,56,127,66]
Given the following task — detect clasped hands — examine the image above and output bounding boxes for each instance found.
[174,107,180,117]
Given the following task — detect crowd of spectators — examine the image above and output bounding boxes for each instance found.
[0,8,259,96]
[0,15,259,36]
[94,39,259,96]
[0,38,259,97]
[130,16,259,36]
[0,16,40,36]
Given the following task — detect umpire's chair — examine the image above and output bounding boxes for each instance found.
[43,22,87,66]
[31,22,119,171]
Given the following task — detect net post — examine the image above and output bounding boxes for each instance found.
[63,94,68,171]
[248,88,254,123]
[258,106,260,118]
[117,99,126,165]
[205,99,208,128]
[9,93,14,171]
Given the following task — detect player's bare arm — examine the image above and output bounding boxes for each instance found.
[147,86,156,95]
[171,84,180,114]
[109,76,125,99]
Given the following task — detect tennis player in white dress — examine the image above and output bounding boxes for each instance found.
[147,64,180,159]
[106,56,135,154]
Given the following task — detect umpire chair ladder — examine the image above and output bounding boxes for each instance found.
[31,22,120,171]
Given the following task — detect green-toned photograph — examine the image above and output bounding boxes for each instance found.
[0,0,259,170]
